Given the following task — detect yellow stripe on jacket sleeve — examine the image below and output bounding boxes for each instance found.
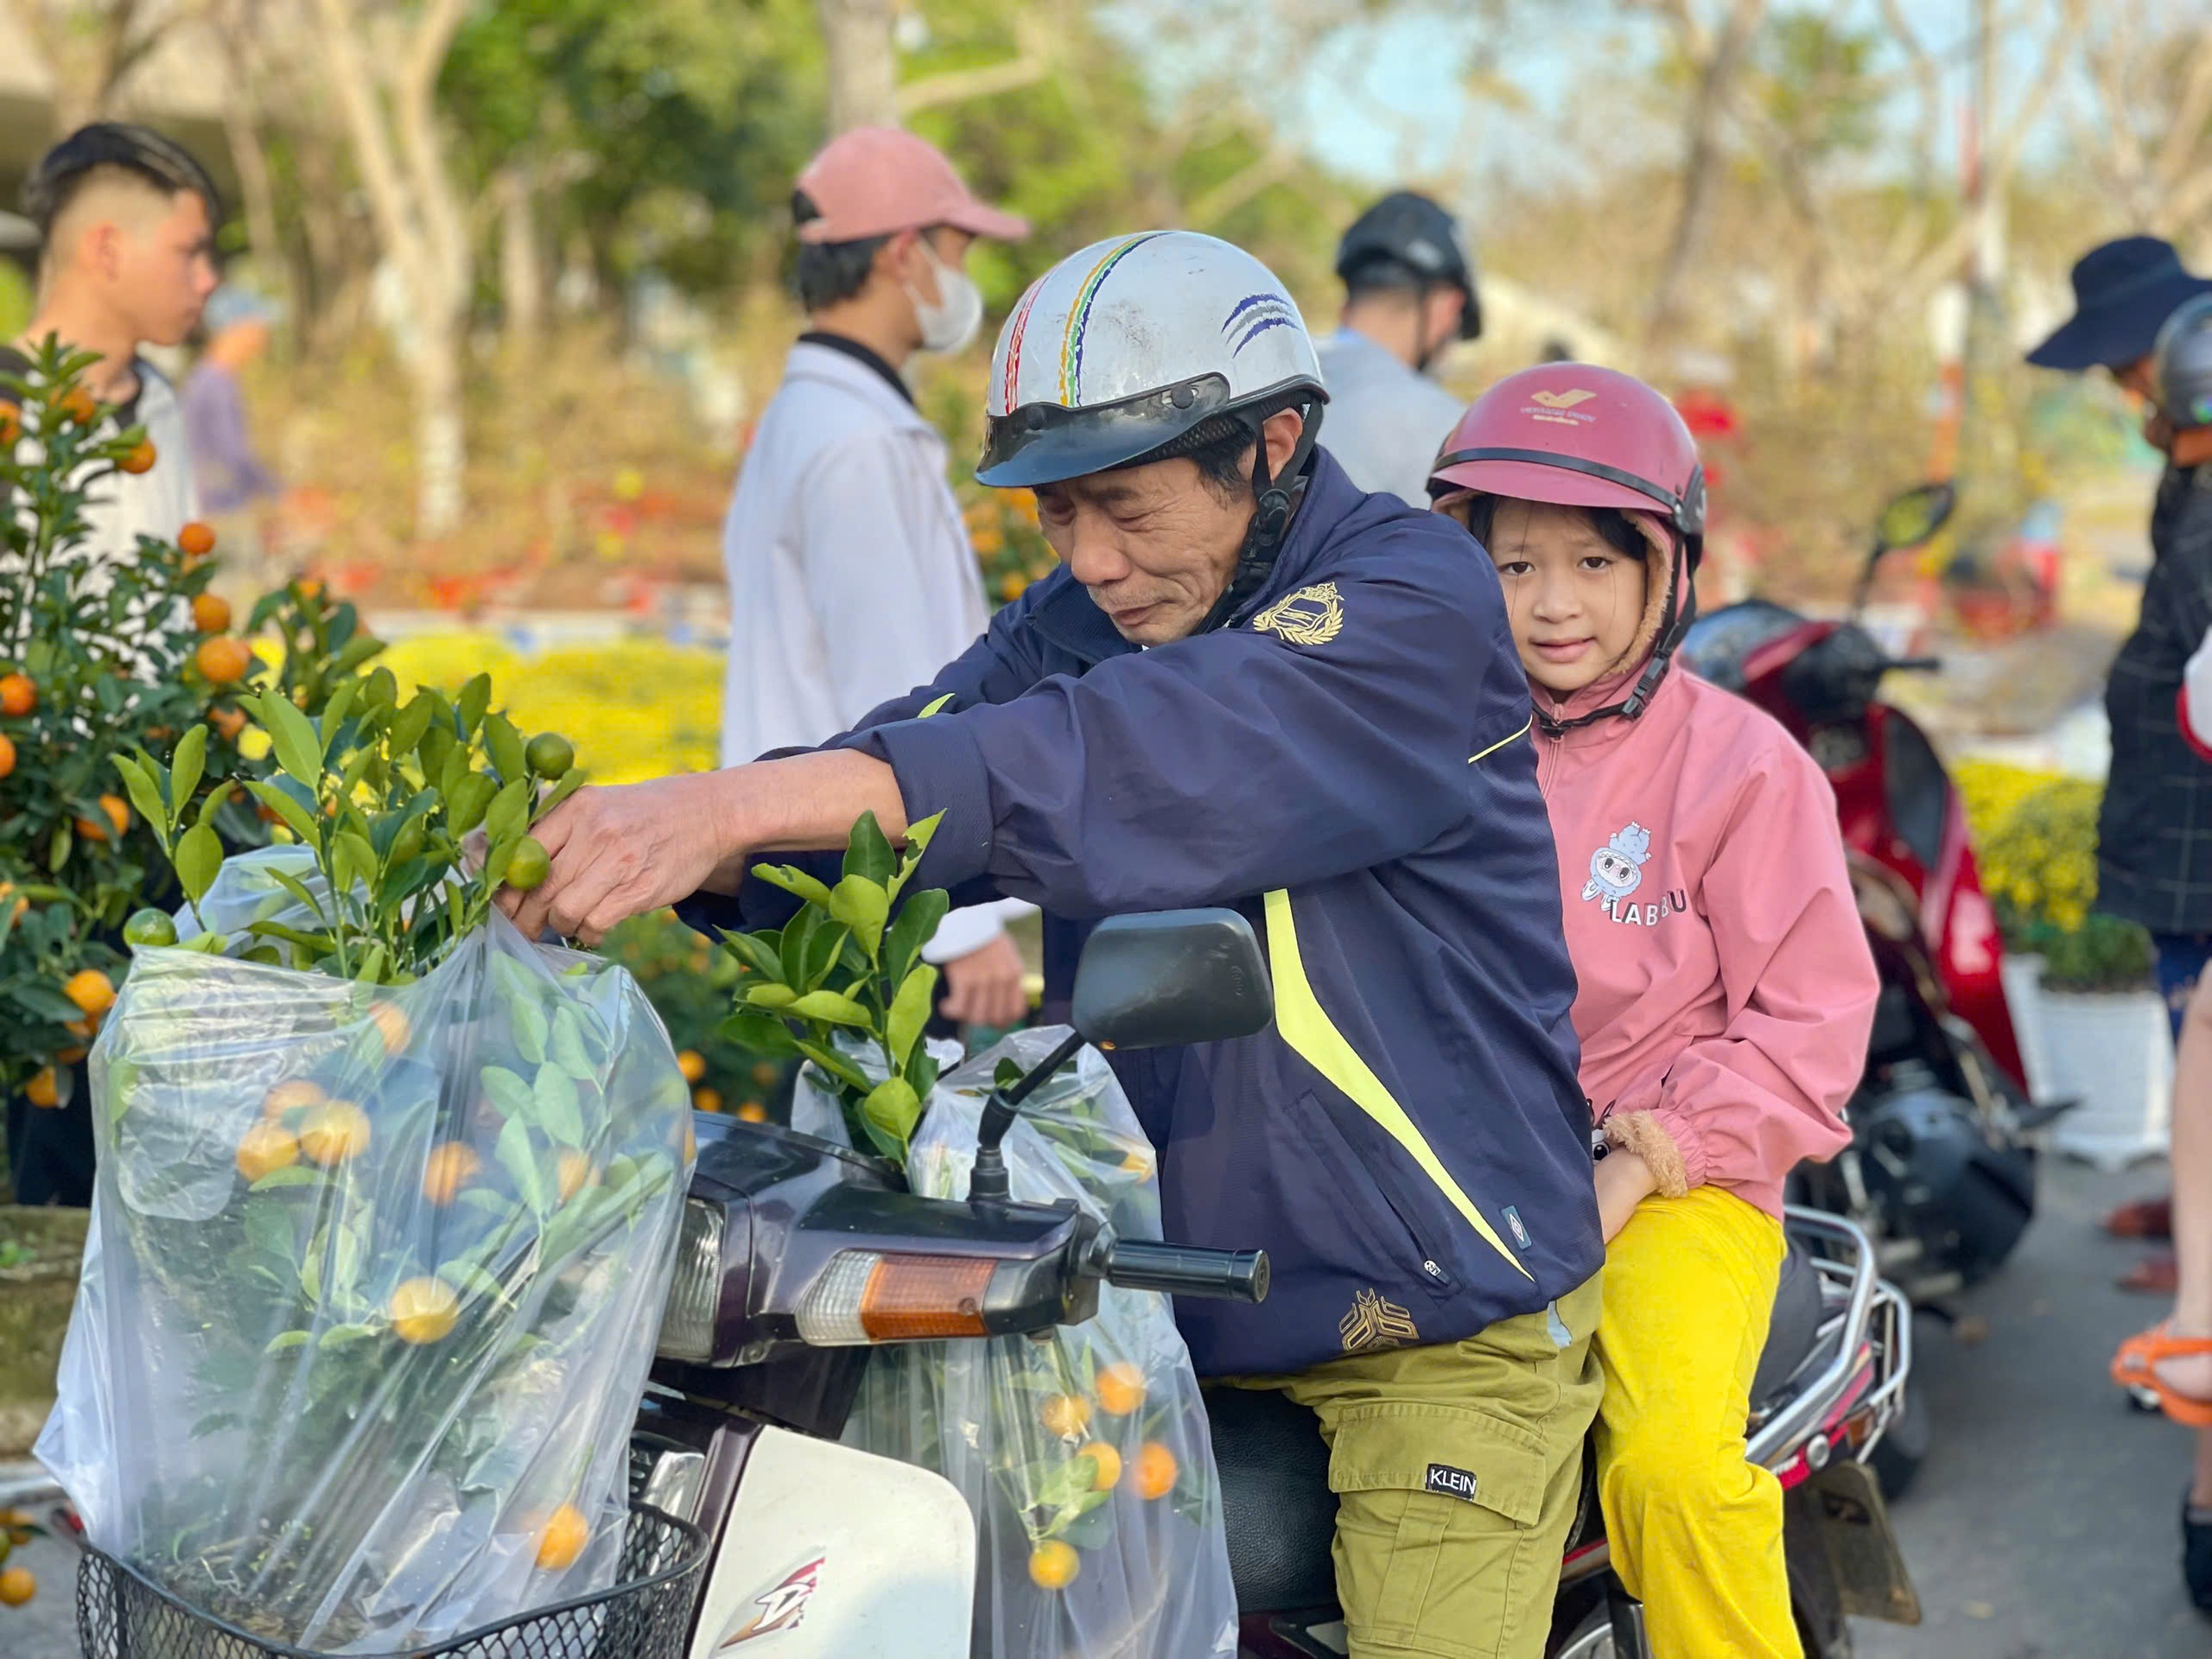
[1468,719,1531,766]
[1262,888,1534,1281]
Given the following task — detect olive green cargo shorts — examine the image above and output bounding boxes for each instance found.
[1230,1273,1604,1659]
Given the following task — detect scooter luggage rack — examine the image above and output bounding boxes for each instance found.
[76,1504,707,1659]
[1748,1208,1896,1466]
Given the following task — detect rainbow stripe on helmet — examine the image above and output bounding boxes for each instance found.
[1057,232,1164,404]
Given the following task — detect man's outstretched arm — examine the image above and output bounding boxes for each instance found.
[498,749,906,944]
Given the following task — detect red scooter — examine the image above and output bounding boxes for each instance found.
[1681,484,2052,1313]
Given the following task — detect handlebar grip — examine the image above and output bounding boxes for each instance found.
[1104,1239,1270,1303]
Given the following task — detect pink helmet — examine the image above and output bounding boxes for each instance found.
[1427,364,1706,569]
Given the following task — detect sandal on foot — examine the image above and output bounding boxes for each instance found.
[2107,1195,2176,1239]
[2114,1324,2212,1427]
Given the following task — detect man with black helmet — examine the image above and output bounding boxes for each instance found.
[1317,189,1481,507]
[508,231,1605,1656]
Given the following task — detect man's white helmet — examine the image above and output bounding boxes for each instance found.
[977,230,1326,490]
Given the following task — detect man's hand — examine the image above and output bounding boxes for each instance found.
[498,773,746,945]
[1594,1148,1657,1244]
[495,751,910,945]
[939,931,1028,1029]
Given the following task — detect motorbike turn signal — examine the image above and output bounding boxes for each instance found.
[797,1250,997,1344]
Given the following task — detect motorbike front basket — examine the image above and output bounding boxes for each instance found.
[76,1503,706,1659]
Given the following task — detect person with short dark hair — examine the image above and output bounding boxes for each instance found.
[6,123,221,562]
[719,126,1033,1031]
[3,124,222,1209]
[1315,190,1480,507]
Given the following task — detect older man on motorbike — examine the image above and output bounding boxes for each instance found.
[508,231,1603,1658]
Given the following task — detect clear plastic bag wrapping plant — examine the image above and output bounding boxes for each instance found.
[845,1027,1238,1659]
[37,849,696,1653]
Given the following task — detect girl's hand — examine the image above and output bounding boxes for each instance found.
[1595,1149,1658,1243]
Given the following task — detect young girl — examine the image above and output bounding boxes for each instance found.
[1427,365,1878,1659]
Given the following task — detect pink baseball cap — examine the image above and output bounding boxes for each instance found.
[794,126,1029,244]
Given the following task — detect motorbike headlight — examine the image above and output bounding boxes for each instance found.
[655,1198,726,1363]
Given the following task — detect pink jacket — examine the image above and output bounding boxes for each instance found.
[1534,633,1877,1217]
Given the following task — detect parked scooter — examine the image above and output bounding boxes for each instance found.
[1679,486,2063,1490]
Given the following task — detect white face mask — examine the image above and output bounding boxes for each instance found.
[906,238,983,355]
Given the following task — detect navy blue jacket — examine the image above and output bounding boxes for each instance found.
[700,448,1602,1376]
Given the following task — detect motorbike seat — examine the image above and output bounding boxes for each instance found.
[1749,1242,1830,1413]
[1204,1384,1339,1611]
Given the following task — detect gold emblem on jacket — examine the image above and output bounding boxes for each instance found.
[1339,1287,1421,1353]
[1254,582,1344,646]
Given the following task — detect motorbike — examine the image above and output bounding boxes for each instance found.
[1680,484,2066,1491]
[628,909,1920,1659]
[42,907,1922,1659]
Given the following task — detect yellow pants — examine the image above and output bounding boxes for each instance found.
[1594,1185,1796,1659]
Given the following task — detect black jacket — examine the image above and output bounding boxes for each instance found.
[2099,462,2212,935]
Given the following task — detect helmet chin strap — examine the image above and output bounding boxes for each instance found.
[1198,399,1325,635]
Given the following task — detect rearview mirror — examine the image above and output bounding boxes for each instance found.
[1071,909,1274,1052]
[1872,482,1955,556]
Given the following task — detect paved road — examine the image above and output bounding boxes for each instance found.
[5,1157,2206,1659]
[1855,1156,2209,1659]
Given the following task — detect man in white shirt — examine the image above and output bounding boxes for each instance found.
[720,127,1032,1028]
[1313,190,1480,509]
[3,124,219,1207]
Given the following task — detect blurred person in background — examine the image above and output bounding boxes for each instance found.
[2028,237,2212,1292]
[2113,294,2212,1617]
[4,123,219,567]
[182,284,284,584]
[718,126,1033,1033]
[3,123,221,1209]
[1315,190,1479,508]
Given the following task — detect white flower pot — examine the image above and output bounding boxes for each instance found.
[2037,986,2172,1170]
[1998,953,2054,1103]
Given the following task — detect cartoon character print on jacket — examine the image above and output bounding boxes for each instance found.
[1580,821,1688,927]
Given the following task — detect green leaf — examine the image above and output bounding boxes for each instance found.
[715,1010,800,1057]
[533,1065,585,1146]
[168,722,208,818]
[753,863,836,910]
[844,811,895,887]
[111,752,170,847]
[535,766,588,821]
[511,993,550,1065]
[246,920,336,957]
[439,739,471,802]
[904,810,945,855]
[788,989,872,1027]
[498,1116,550,1215]
[261,861,329,923]
[250,1165,323,1192]
[175,823,223,906]
[779,906,818,986]
[437,1258,507,1302]
[264,1330,312,1355]
[828,874,890,959]
[802,918,849,990]
[419,720,456,782]
[794,1039,874,1096]
[484,712,528,785]
[456,672,493,737]
[331,633,385,675]
[320,1322,374,1350]
[918,694,955,718]
[256,689,325,789]
[720,929,786,983]
[318,677,360,750]
[246,779,321,848]
[481,1065,536,1121]
[446,772,498,836]
[744,982,798,1009]
[904,1042,941,1103]
[884,889,951,984]
[330,830,372,899]
[387,691,436,756]
[861,1077,922,1154]
[550,1004,595,1079]
[485,778,531,846]
[887,963,939,1071]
